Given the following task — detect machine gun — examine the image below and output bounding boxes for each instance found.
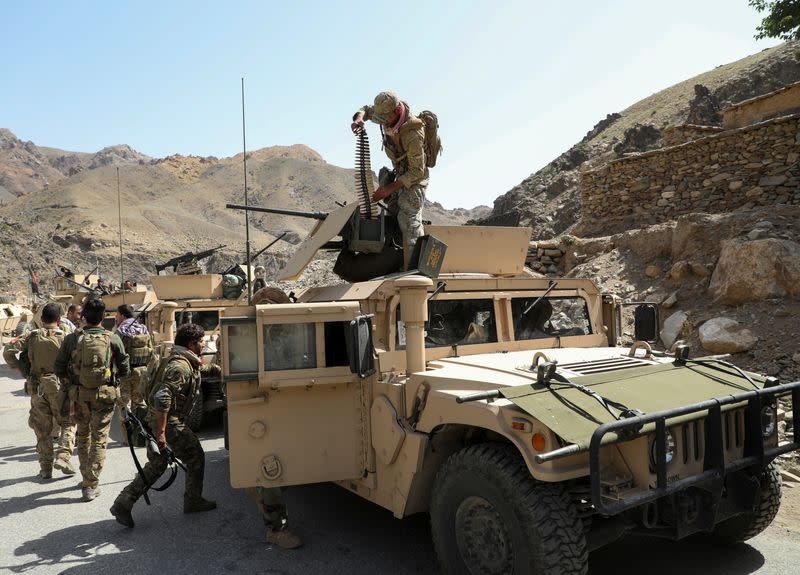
[155,245,226,275]
[225,204,403,266]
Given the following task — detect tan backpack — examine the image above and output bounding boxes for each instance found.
[121,333,153,367]
[72,331,113,388]
[27,328,64,376]
[418,110,442,168]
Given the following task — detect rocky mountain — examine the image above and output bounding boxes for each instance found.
[486,40,800,240]
[0,129,151,200]
[0,138,488,296]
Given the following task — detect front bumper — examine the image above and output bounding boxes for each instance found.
[589,379,800,516]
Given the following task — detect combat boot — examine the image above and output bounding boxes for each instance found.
[38,468,52,481]
[266,528,304,549]
[184,497,217,514]
[53,458,76,476]
[81,486,101,501]
[110,501,135,528]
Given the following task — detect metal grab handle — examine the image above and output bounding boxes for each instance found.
[628,341,652,358]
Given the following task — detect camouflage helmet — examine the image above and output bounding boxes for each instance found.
[255,266,266,277]
[370,91,400,124]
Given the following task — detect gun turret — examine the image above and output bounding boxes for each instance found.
[155,245,227,275]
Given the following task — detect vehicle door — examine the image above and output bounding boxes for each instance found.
[222,301,369,488]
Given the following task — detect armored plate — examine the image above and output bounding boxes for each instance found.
[278,203,358,281]
[502,361,768,449]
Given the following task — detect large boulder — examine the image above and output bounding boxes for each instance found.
[699,317,757,354]
[708,239,800,304]
[660,310,689,350]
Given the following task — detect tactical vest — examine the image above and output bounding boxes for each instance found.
[27,328,65,394]
[72,331,113,388]
[143,353,195,418]
[121,333,153,368]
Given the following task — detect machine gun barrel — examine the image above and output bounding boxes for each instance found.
[226,203,329,221]
[155,244,227,273]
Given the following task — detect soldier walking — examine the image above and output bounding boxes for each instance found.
[114,304,152,445]
[3,303,77,479]
[111,323,219,527]
[55,297,129,501]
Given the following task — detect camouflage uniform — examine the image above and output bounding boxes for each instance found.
[357,93,429,249]
[115,320,152,445]
[54,326,130,491]
[3,329,76,476]
[114,346,220,511]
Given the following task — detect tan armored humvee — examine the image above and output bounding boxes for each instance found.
[221,211,799,575]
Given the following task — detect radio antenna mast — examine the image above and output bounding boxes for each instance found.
[117,167,125,304]
[241,77,253,305]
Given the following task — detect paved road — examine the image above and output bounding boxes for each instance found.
[1,357,798,574]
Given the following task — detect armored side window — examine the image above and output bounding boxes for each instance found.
[226,321,259,374]
[511,296,592,340]
[263,323,316,371]
[324,322,350,367]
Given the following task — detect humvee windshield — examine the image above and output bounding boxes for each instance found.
[177,310,220,333]
[397,299,498,348]
[511,296,591,340]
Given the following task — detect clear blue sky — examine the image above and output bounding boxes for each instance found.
[1,1,781,209]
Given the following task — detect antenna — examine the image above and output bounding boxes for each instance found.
[117,167,125,304]
[241,77,253,305]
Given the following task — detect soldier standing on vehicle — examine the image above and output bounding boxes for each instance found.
[253,266,267,293]
[351,91,439,269]
[114,304,152,446]
[55,297,129,501]
[110,323,219,527]
[3,303,77,479]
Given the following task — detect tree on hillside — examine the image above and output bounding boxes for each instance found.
[749,0,800,40]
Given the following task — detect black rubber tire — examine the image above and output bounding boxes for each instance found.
[184,389,204,432]
[710,462,782,544]
[430,443,587,575]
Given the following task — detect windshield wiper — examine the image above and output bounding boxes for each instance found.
[522,280,558,316]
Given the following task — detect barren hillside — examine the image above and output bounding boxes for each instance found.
[0,138,487,296]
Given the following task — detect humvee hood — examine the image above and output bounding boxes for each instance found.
[425,348,768,448]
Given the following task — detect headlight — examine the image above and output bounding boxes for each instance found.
[649,430,676,468]
[761,405,777,438]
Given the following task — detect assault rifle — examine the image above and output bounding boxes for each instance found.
[121,406,187,505]
[155,245,226,275]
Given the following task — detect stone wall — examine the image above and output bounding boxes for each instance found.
[526,240,566,275]
[579,114,800,236]
[662,124,723,147]
[723,82,800,129]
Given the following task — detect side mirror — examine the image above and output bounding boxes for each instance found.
[346,315,376,378]
[633,304,659,343]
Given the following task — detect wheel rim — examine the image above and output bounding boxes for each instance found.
[454,495,514,575]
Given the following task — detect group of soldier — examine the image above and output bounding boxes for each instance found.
[3,296,303,549]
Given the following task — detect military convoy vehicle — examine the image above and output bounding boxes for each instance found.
[218,214,798,574]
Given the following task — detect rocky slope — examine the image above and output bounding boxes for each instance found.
[486,40,800,240]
